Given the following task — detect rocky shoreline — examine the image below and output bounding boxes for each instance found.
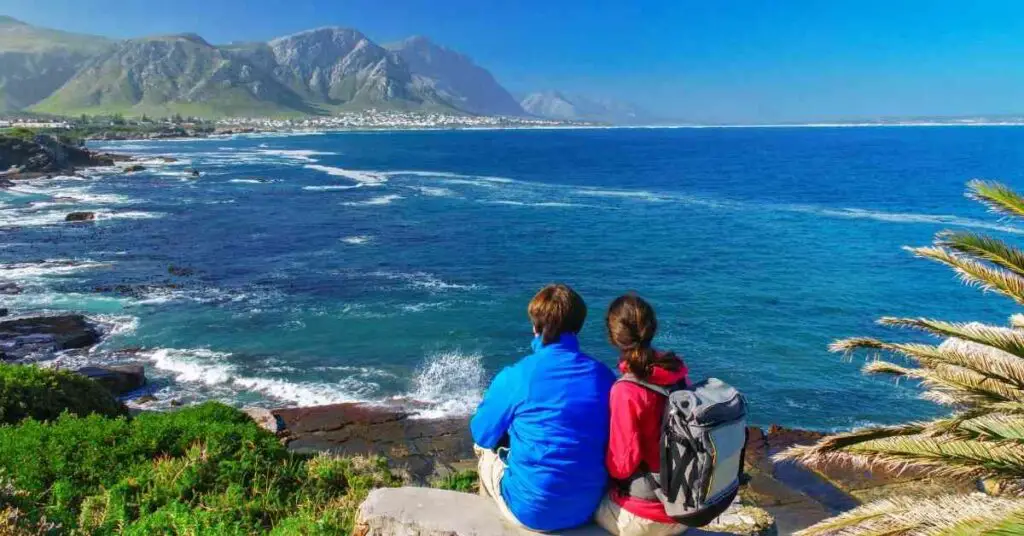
[0,310,969,534]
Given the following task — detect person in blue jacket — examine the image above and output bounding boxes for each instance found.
[471,283,616,531]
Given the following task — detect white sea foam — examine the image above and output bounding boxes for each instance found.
[811,207,1024,234]
[0,260,111,280]
[403,350,486,419]
[303,185,362,191]
[256,149,337,162]
[141,347,373,406]
[341,194,403,206]
[410,186,456,197]
[304,164,389,185]
[228,178,273,184]
[575,188,671,202]
[488,200,593,208]
[341,235,373,245]
[367,270,482,292]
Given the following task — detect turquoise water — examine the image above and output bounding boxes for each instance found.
[2,126,1021,429]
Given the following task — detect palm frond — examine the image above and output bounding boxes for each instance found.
[878,318,1024,360]
[956,413,1024,442]
[863,360,1024,405]
[831,337,1024,390]
[968,180,1024,220]
[937,231,1024,278]
[795,494,1024,536]
[779,433,1024,481]
[906,246,1024,306]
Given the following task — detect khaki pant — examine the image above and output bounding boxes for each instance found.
[475,445,527,528]
[594,495,687,536]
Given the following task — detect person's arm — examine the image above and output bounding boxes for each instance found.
[470,366,520,449]
[606,383,644,480]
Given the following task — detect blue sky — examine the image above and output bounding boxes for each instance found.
[2,0,1023,123]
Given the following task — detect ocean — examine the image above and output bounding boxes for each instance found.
[2,126,1021,430]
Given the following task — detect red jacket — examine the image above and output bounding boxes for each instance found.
[607,355,689,524]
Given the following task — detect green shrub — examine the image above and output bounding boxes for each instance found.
[0,402,403,534]
[2,127,36,141]
[0,364,126,425]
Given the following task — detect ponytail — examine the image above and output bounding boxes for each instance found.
[607,293,680,380]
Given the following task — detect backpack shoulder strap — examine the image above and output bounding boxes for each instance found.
[617,373,672,397]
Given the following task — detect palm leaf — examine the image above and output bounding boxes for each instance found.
[968,180,1024,220]
[794,494,1024,536]
[832,337,1024,390]
[937,231,1024,278]
[863,360,1024,405]
[780,433,1024,481]
[878,318,1024,360]
[906,246,1024,306]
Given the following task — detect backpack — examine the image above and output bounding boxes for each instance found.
[617,375,748,527]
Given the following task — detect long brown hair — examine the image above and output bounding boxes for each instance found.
[606,293,680,379]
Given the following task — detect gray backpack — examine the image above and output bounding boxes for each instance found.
[617,375,748,526]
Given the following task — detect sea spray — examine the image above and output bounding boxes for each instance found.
[407,350,486,419]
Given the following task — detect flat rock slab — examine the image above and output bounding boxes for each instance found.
[269,403,474,483]
[75,364,146,396]
[355,488,775,536]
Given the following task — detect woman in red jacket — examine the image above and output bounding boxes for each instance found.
[595,294,689,536]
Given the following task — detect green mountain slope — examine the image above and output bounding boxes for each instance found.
[33,34,318,118]
[0,16,110,111]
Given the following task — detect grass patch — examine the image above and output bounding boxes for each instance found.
[0,402,403,534]
[431,469,479,494]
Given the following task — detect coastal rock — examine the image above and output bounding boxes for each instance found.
[0,314,100,360]
[0,308,8,317]
[123,164,146,172]
[75,364,146,396]
[355,488,775,535]
[168,265,195,276]
[0,134,119,174]
[0,282,22,295]
[134,394,158,404]
[269,403,474,483]
[65,211,96,222]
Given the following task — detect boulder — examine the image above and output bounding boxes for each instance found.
[168,265,195,277]
[0,282,21,295]
[0,314,100,354]
[354,488,775,536]
[123,164,146,172]
[65,211,96,222]
[0,308,8,317]
[75,364,146,396]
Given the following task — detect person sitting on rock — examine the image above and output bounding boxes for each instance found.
[595,293,690,536]
[470,283,616,531]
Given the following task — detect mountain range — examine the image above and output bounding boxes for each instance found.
[0,16,652,122]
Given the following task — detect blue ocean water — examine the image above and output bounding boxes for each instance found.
[2,126,1022,429]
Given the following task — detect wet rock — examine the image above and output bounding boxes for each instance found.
[168,265,195,277]
[75,364,146,396]
[157,156,178,163]
[0,308,8,317]
[270,403,474,484]
[123,164,146,172]
[93,282,181,299]
[0,282,22,295]
[65,211,96,222]
[169,399,183,407]
[134,394,158,405]
[0,314,100,360]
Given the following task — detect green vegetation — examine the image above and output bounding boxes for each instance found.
[1,126,37,141]
[779,181,1024,534]
[0,363,126,425]
[0,399,402,534]
[431,469,479,493]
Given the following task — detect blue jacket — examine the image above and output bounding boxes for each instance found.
[470,334,616,531]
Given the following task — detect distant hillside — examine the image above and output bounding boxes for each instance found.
[0,17,525,118]
[386,36,524,116]
[0,16,110,111]
[521,90,652,124]
[34,34,317,118]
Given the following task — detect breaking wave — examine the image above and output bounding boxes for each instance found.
[403,350,486,419]
[304,165,389,185]
[341,194,403,206]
